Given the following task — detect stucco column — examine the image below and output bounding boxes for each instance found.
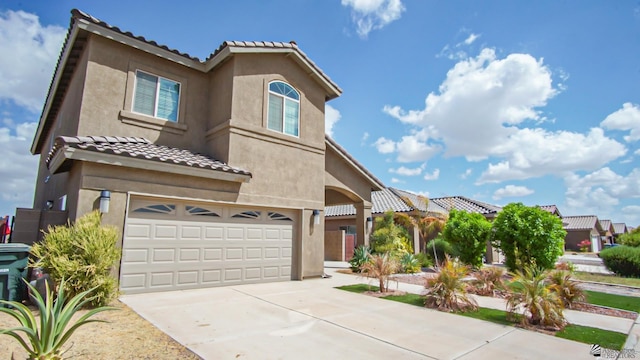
[354,202,372,248]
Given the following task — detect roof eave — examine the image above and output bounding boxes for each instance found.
[51,147,251,183]
[325,137,385,191]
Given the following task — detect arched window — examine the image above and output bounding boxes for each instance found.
[268,81,299,136]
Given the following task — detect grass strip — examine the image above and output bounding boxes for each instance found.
[585,290,640,312]
[573,272,640,287]
[556,324,627,351]
[336,284,628,349]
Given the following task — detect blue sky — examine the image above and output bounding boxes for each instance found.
[0,1,639,226]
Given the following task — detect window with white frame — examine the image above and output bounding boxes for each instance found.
[133,70,181,122]
[267,81,299,136]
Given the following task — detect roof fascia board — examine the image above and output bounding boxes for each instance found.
[76,19,205,71]
[31,26,81,155]
[325,139,384,191]
[60,148,251,183]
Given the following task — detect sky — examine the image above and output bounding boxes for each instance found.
[0,1,639,226]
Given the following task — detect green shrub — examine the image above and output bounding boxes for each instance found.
[441,209,491,268]
[415,252,433,268]
[30,211,121,307]
[370,211,413,256]
[619,228,640,247]
[599,246,640,278]
[349,245,371,272]
[425,238,454,267]
[400,253,421,274]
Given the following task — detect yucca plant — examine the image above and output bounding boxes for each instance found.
[505,266,565,329]
[469,266,506,297]
[424,255,478,312]
[547,270,585,309]
[0,279,116,359]
[360,252,399,293]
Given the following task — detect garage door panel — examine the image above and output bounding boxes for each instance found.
[121,201,294,294]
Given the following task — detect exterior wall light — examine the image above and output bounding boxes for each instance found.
[312,209,320,225]
[366,216,373,234]
[99,190,111,214]
[45,200,54,210]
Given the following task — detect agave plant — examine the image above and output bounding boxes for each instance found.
[0,279,116,360]
[400,253,421,274]
[349,245,371,272]
[360,252,399,293]
[424,255,478,312]
[505,266,565,329]
[547,270,585,309]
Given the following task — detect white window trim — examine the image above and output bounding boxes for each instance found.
[267,81,300,137]
[132,70,182,122]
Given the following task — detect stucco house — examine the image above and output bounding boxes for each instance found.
[599,219,615,245]
[20,9,383,294]
[562,215,604,252]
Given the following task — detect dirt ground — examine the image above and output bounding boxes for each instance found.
[0,300,202,360]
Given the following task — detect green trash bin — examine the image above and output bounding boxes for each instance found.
[0,243,31,304]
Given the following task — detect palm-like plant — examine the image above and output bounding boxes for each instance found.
[0,279,116,360]
[505,266,565,329]
[424,255,478,312]
[394,196,447,267]
[349,245,371,272]
[360,253,399,293]
[469,266,506,297]
[547,270,585,309]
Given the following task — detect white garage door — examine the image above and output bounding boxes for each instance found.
[119,198,294,294]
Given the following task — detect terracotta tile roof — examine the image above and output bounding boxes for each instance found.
[389,188,448,214]
[562,215,601,231]
[325,188,448,217]
[46,136,251,177]
[430,196,501,215]
[613,223,628,234]
[600,219,613,232]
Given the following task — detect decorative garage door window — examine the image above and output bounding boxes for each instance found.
[232,211,261,219]
[268,212,292,221]
[185,206,220,217]
[132,204,176,214]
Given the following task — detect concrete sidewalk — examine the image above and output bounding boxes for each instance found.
[122,270,601,359]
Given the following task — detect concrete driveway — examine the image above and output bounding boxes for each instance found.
[120,271,595,359]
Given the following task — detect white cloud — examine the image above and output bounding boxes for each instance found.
[477,127,626,183]
[423,168,440,181]
[374,137,396,153]
[461,168,472,179]
[0,121,38,215]
[564,167,640,216]
[635,149,640,155]
[390,177,404,184]
[361,132,370,143]
[325,104,341,138]
[342,0,405,38]
[383,48,628,185]
[464,33,480,45]
[0,10,66,112]
[389,164,424,176]
[601,102,640,142]
[622,205,640,226]
[492,185,534,200]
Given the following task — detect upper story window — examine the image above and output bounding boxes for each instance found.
[268,81,299,137]
[133,70,181,122]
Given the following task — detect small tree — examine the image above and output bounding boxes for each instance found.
[370,211,412,255]
[361,253,399,293]
[31,211,121,307]
[441,209,491,268]
[492,203,566,272]
[394,196,447,266]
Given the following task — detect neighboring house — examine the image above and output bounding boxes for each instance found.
[324,188,447,259]
[612,222,628,243]
[599,219,615,245]
[430,196,502,220]
[539,205,563,218]
[562,216,604,252]
[19,9,384,294]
